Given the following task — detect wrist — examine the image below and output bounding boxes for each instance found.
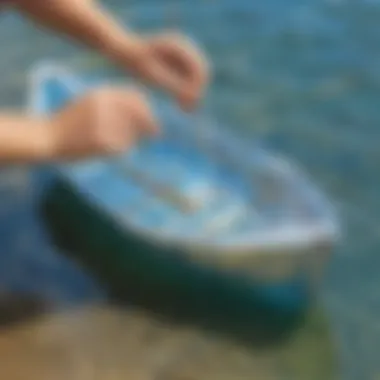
[0,115,58,164]
[100,32,146,70]
[28,118,58,162]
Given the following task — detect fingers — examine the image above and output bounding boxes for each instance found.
[89,85,159,138]
[120,88,159,137]
[142,59,184,104]
[154,33,209,88]
[144,33,210,110]
[53,86,160,159]
[160,34,209,109]
[91,91,136,154]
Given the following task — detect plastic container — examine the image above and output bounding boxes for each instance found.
[29,62,339,334]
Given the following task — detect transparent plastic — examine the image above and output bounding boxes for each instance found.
[29,62,339,285]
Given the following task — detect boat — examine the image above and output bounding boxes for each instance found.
[29,62,339,331]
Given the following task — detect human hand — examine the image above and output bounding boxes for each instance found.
[119,32,210,111]
[45,86,158,160]
[13,0,209,110]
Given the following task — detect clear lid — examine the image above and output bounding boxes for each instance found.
[29,62,340,254]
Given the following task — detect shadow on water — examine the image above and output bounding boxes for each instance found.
[39,180,313,349]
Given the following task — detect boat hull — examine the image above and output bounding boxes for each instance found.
[40,175,331,331]
[31,62,338,337]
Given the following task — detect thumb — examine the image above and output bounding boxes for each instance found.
[144,59,195,110]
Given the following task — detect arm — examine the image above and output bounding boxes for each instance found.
[0,88,159,164]
[0,1,149,164]
[13,0,208,110]
[12,0,144,67]
[0,114,52,164]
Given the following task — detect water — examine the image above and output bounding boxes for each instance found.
[0,0,380,378]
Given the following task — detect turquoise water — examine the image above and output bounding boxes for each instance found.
[0,0,379,378]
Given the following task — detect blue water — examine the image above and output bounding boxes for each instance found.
[0,0,380,378]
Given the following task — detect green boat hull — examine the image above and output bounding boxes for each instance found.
[39,176,316,341]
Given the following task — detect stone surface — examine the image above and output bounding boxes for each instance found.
[0,305,336,380]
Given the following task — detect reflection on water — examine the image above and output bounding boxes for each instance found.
[0,0,379,378]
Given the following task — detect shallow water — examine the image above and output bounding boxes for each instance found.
[0,0,379,378]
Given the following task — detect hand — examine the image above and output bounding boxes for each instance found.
[45,86,158,160]
[125,32,210,111]
[12,1,209,110]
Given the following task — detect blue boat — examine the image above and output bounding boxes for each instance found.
[30,62,339,331]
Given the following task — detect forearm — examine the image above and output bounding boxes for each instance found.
[0,114,52,164]
[13,0,143,66]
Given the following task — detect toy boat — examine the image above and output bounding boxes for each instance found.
[30,62,339,328]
